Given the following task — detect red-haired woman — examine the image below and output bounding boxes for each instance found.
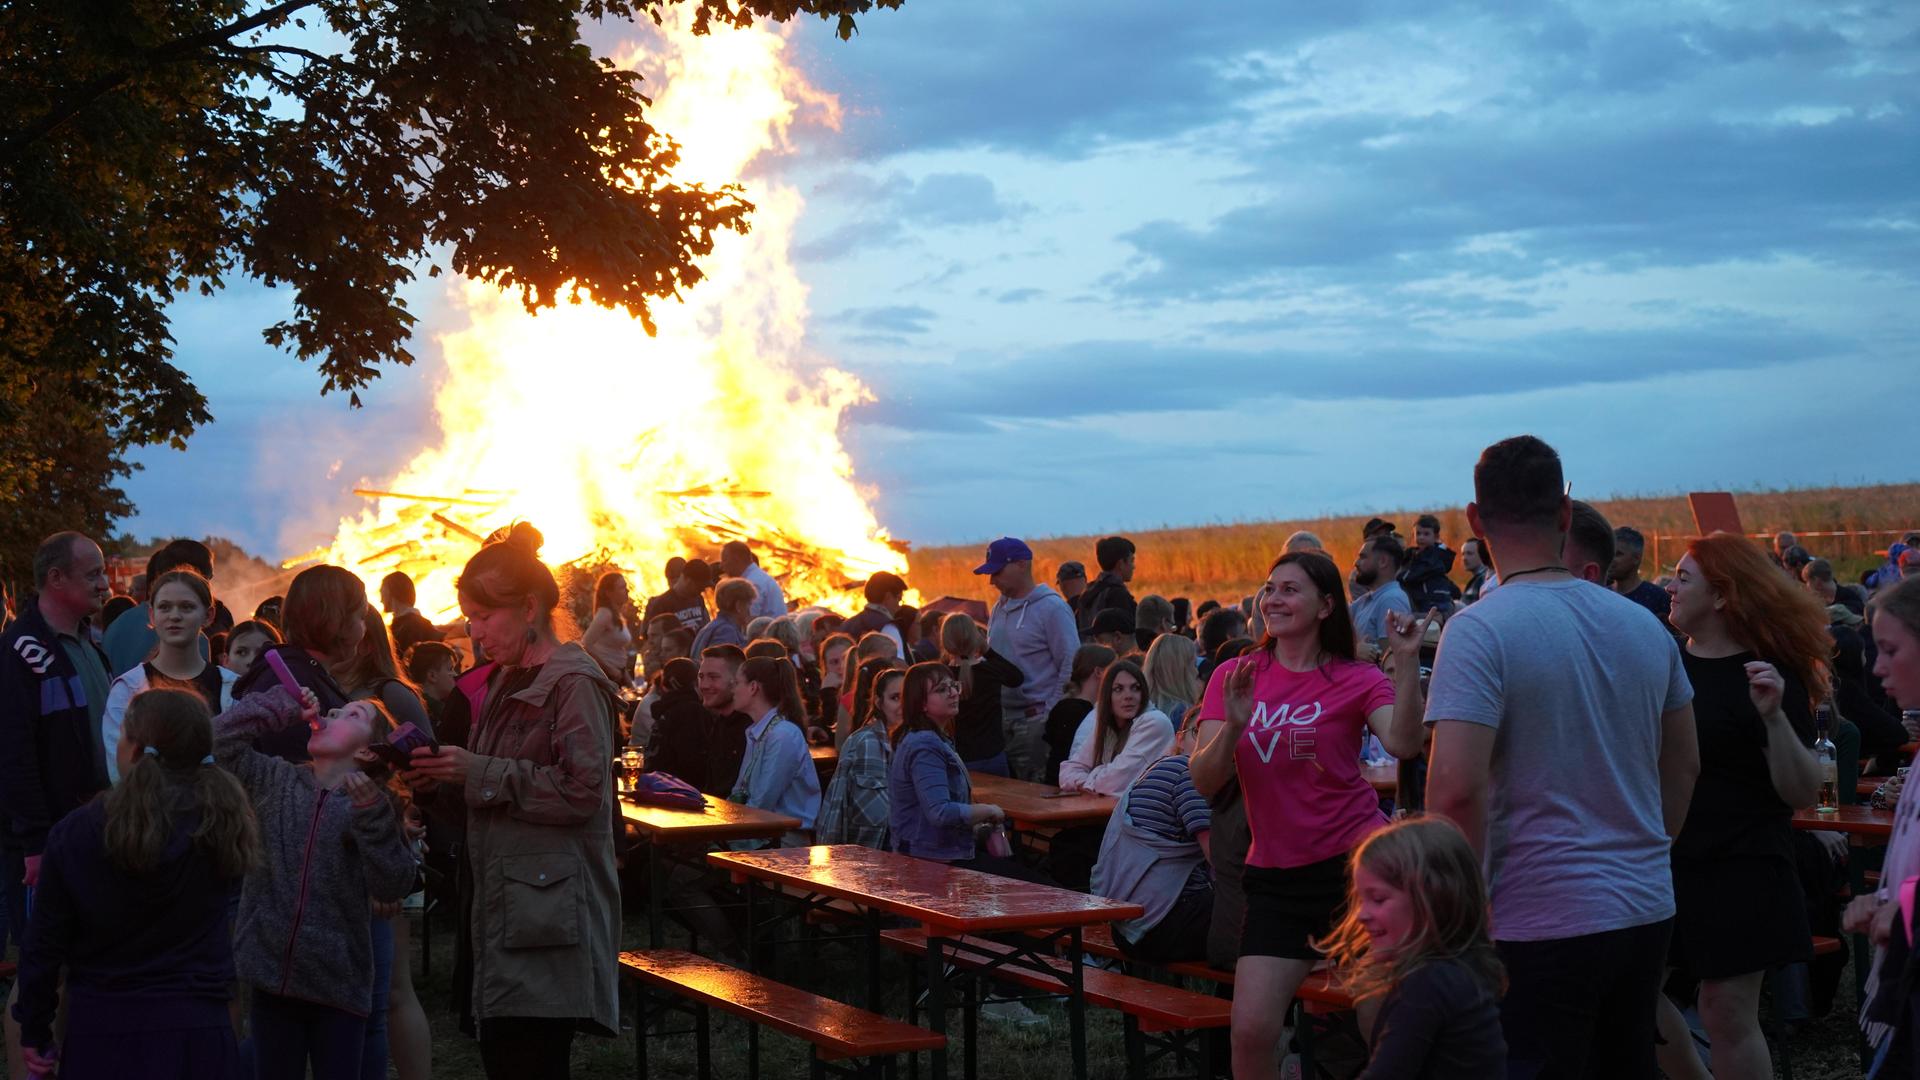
[402,529,621,1078]
[1654,534,1827,1080]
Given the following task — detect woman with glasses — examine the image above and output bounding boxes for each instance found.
[887,662,1013,871]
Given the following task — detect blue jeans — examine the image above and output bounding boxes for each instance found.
[250,990,366,1080]
[361,914,394,1080]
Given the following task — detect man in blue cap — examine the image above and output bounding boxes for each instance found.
[975,538,1081,783]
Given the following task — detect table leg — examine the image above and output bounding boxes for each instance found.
[696,1001,712,1080]
[647,841,665,950]
[1068,926,1087,1080]
[866,908,883,1012]
[963,972,978,1080]
[927,935,950,1080]
[746,878,761,1077]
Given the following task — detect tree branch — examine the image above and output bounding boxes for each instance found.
[2,0,322,164]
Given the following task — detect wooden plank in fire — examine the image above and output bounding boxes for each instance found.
[658,484,773,499]
[353,488,506,508]
[358,543,415,567]
[431,513,485,543]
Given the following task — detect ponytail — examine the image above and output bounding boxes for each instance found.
[104,689,260,879]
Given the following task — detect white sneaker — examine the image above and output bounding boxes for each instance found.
[979,1000,1048,1028]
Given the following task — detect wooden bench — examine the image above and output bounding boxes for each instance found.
[880,927,1226,1080]
[621,948,944,1080]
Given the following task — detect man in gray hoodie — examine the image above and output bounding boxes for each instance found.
[977,538,1081,783]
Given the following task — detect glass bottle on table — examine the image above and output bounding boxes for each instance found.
[1814,696,1838,813]
[621,747,643,791]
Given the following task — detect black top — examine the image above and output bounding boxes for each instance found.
[643,587,710,633]
[1360,958,1506,1080]
[143,661,225,710]
[647,690,750,798]
[1044,698,1095,787]
[950,649,1025,764]
[1673,650,1815,864]
[14,798,240,1047]
[1076,573,1136,638]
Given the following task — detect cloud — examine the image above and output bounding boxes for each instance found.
[852,321,1851,430]
[832,304,937,334]
[797,170,1027,262]
[993,287,1044,304]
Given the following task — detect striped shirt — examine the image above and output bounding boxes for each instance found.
[1124,755,1211,894]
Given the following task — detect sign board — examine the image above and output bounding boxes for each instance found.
[1686,492,1744,538]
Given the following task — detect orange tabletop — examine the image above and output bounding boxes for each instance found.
[1792,805,1894,840]
[811,745,838,764]
[620,792,800,844]
[710,844,1143,934]
[1362,764,1397,794]
[966,771,1115,830]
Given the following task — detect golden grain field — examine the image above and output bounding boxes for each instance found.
[903,483,1920,609]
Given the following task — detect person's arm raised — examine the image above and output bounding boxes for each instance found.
[1367,608,1438,761]
[1188,660,1255,799]
[1747,662,1820,809]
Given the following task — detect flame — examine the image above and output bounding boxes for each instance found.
[303,12,906,619]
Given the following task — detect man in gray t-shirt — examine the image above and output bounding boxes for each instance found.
[1425,435,1698,1080]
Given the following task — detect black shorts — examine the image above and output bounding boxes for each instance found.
[1238,853,1351,960]
[1671,854,1811,980]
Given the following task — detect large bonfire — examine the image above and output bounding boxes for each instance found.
[295,13,907,619]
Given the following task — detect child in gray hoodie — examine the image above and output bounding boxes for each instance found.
[213,687,418,1080]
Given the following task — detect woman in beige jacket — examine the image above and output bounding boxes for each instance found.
[405,527,621,1078]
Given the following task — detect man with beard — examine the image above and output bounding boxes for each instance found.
[1349,533,1412,662]
[645,644,750,796]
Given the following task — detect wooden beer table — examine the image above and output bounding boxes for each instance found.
[620,793,800,948]
[712,844,1142,1080]
[965,771,1114,832]
[1791,804,1894,839]
[1362,763,1397,794]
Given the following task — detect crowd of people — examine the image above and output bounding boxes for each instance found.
[1,435,1918,1079]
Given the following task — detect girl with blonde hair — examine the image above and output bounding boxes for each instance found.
[1143,632,1201,727]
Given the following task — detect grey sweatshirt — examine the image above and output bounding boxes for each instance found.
[213,689,418,1017]
[987,583,1081,720]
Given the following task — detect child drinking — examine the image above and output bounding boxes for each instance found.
[14,688,258,1079]
[214,685,419,1080]
[1320,816,1507,1078]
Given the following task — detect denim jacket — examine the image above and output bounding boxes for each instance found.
[887,729,975,862]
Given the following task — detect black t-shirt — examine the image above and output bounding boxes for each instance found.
[1360,958,1506,1080]
[950,649,1025,765]
[144,661,224,710]
[643,588,710,633]
[1044,698,1094,787]
[389,611,443,661]
[1673,650,1815,865]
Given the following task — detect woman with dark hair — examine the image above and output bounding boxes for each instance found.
[401,528,621,1078]
[1187,551,1431,1079]
[728,655,819,847]
[1654,534,1826,1080]
[1059,660,1174,797]
[1044,644,1116,787]
[580,571,636,684]
[940,613,1025,776]
[818,664,905,848]
[231,564,364,762]
[887,663,1008,865]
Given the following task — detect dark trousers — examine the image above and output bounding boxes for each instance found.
[1497,916,1674,1080]
[479,1016,577,1078]
[1116,889,1213,965]
[250,990,367,1080]
[2,847,27,948]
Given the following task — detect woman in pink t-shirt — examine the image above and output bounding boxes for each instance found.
[1189,551,1433,1079]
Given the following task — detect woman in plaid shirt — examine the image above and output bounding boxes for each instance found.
[818,662,906,848]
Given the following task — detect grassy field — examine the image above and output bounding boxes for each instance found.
[904,483,1920,610]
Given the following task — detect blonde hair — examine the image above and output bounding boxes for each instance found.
[939,613,987,699]
[1143,633,1199,715]
[1319,816,1504,1004]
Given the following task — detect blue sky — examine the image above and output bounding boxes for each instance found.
[127,1,1920,557]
